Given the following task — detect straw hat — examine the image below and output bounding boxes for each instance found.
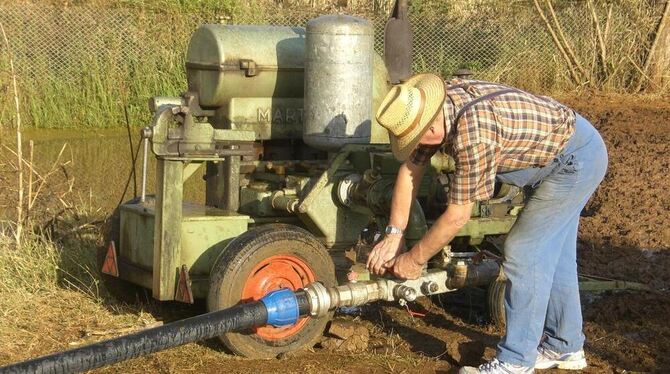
[375,73,445,161]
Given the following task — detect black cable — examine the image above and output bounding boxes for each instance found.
[118,140,142,206]
[123,105,138,197]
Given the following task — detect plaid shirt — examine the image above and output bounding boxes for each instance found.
[409,79,575,204]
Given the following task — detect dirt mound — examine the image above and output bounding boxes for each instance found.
[558,94,670,288]
[583,291,670,372]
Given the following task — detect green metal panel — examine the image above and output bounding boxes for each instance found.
[180,204,248,278]
[212,129,256,142]
[119,204,155,290]
[153,159,183,300]
[118,201,249,299]
[298,145,387,247]
[120,205,155,269]
[456,217,518,244]
[218,97,304,139]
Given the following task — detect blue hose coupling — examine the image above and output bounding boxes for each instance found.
[260,288,299,327]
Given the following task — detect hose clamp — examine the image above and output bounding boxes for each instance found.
[304,282,331,318]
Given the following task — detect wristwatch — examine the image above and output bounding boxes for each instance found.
[384,225,404,236]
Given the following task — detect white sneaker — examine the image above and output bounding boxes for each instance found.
[459,358,534,374]
[534,346,587,370]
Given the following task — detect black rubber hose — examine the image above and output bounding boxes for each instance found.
[0,301,268,374]
[295,290,311,316]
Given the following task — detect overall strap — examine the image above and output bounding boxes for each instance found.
[452,88,519,126]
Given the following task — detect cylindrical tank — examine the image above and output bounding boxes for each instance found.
[303,15,374,151]
[186,25,306,107]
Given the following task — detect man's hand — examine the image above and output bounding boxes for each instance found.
[389,249,424,280]
[367,235,405,275]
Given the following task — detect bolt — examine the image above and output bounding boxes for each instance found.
[422,281,439,294]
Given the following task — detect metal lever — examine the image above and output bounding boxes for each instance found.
[140,127,152,202]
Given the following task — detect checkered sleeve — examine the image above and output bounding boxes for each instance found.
[408,144,441,166]
[448,142,498,204]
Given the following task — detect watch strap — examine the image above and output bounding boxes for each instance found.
[385,225,404,236]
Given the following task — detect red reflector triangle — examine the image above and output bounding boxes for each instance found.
[101,241,119,277]
[175,265,194,304]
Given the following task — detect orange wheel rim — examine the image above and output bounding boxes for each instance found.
[241,254,316,340]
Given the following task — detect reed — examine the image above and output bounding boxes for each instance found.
[0,0,666,130]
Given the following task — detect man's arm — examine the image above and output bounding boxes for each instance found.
[388,160,426,229]
[367,160,426,275]
[410,141,496,263]
[410,202,473,264]
[390,202,473,279]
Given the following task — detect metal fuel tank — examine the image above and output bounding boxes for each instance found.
[186,25,305,107]
[303,15,374,151]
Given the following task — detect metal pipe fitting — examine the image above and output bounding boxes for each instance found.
[270,191,300,213]
[340,175,428,242]
[421,281,439,294]
[393,285,417,302]
[303,282,332,318]
[331,280,388,308]
[303,280,389,318]
[446,260,501,289]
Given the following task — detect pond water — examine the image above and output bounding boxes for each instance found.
[3,128,206,215]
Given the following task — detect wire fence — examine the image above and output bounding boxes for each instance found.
[0,2,665,128]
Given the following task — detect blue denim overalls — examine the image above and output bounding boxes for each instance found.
[494,114,608,366]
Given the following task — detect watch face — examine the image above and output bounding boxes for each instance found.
[385,226,392,234]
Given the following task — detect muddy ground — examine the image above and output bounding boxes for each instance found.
[1,94,669,373]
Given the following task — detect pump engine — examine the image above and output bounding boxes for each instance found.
[102,15,524,358]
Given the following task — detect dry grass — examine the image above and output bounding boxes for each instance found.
[0,286,152,365]
[0,125,158,367]
[0,201,162,368]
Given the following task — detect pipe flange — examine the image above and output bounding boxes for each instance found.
[336,173,361,206]
[304,282,332,318]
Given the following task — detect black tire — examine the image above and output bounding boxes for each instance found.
[207,224,336,358]
[487,277,506,328]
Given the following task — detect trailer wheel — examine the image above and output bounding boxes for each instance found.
[487,278,506,328]
[207,224,336,358]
